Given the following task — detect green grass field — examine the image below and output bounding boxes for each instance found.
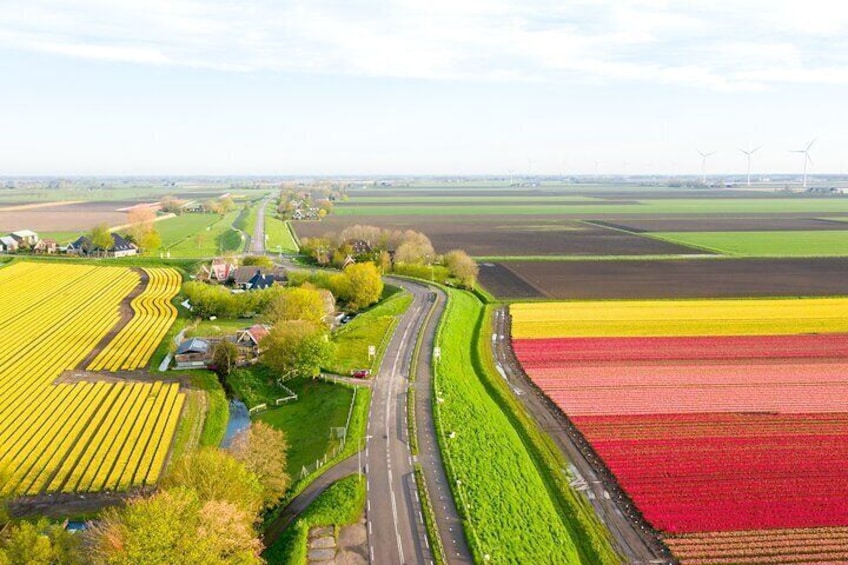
[256,378,355,477]
[167,371,229,472]
[433,288,617,564]
[336,198,848,216]
[323,290,413,375]
[652,230,848,256]
[265,212,299,253]
[164,210,243,258]
[185,317,252,338]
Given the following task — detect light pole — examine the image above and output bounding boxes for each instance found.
[358,435,373,483]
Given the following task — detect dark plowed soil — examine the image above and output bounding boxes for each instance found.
[589,217,848,232]
[478,263,546,299]
[484,258,848,299]
[294,216,710,256]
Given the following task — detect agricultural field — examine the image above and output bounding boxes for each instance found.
[264,210,299,253]
[162,210,243,258]
[0,200,131,232]
[0,262,184,496]
[651,230,848,256]
[481,257,848,299]
[511,298,848,564]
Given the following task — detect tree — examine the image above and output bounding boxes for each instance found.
[160,195,183,215]
[262,287,326,326]
[261,320,333,379]
[444,249,479,289]
[127,206,156,241]
[241,255,273,268]
[89,223,113,256]
[343,262,383,310]
[229,422,289,509]
[211,340,239,381]
[139,229,161,252]
[0,518,83,565]
[161,448,263,515]
[218,196,235,214]
[86,487,261,565]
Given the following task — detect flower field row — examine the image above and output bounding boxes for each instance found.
[87,267,180,371]
[511,297,848,563]
[528,361,848,415]
[0,262,184,495]
[514,334,848,365]
[510,297,848,338]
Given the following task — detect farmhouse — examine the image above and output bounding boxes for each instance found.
[199,257,237,283]
[0,236,18,253]
[174,337,212,369]
[33,239,58,254]
[247,271,275,290]
[68,233,139,258]
[235,324,270,358]
[10,229,39,247]
[231,266,287,290]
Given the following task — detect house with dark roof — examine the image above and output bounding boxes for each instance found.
[247,271,275,290]
[174,338,212,369]
[68,233,138,258]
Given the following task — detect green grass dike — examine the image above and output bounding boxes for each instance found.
[433,287,619,564]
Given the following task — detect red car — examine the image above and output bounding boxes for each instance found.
[351,369,371,379]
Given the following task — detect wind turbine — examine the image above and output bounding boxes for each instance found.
[739,146,760,186]
[791,139,816,188]
[697,150,715,184]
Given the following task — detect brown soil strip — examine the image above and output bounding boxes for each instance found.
[77,268,149,370]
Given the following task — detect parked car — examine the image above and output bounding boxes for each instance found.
[351,369,371,379]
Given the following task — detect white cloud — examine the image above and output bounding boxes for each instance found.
[0,1,846,89]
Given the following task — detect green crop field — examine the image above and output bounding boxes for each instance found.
[433,288,618,564]
[156,213,224,248]
[652,230,848,257]
[335,198,848,216]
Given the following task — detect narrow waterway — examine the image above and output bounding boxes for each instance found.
[220,399,250,448]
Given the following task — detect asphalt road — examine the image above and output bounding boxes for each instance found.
[364,279,435,565]
[250,199,268,255]
[492,306,675,565]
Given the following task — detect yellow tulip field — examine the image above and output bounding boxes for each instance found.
[0,262,183,495]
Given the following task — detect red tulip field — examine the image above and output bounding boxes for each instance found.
[511,299,848,564]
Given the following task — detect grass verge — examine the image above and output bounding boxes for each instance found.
[262,474,366,565]
[432,287,619,564]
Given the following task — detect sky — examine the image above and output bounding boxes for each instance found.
[1,0,848,177]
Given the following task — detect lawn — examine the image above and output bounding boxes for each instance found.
[185,317,253,338]
[322,289,413,375]
[165,210,243,258]
[256,378,355,478]
[335,198,848,216]
[433,288,618,564]
[155,213,224,248]
[652,230,848,257]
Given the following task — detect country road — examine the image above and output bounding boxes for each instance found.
[250,198,269,255]
[492,306,675,565]
[363,278,439,565]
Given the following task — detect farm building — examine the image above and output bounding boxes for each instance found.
[33,239,58,254]
[0,236,19,253]
[68,233,139,258]
[10,230,39,247]
[199,257,237,283]
[231,266,287,289]
[236,324,271,358]
[174,338,212,369]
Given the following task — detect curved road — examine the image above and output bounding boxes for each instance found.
[363,278,472,565]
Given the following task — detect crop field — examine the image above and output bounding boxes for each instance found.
[511,298,848,564]
[295,215,706,257]
[481,257,848,299]
[0,200,131,232]
[651,230,848,256]
[87,268,180,371]
[591,216,848,232]
[0,262,184,496]
[162,210,242,258]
